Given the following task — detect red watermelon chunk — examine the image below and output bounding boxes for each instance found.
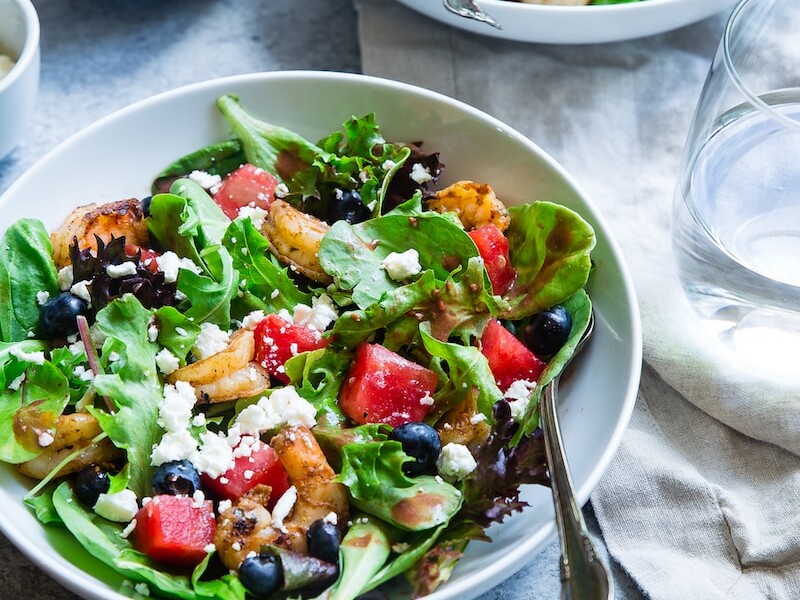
[254,313,328,384]
[468,224,517,296]
[480,319,546,392]
[213,163,278,220]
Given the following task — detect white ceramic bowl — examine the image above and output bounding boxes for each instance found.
[0,0,39,160]
[0,71,641,599]
[395,0,738,44]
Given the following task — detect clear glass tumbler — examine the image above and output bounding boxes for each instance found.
[672,0,800,369]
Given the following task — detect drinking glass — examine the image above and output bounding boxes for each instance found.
[672,0,800,370]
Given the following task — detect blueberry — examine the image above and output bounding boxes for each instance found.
[388,422,442,477]
[238,553,283,597]
[140,195,153,218]
[523,305,572,358]
[74,464,110,507]
[307,519,341,565]
[38,292,89,338]
[151,460,201,496]
[327,189,371,225]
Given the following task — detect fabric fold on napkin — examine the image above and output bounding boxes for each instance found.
[355,1,800,598]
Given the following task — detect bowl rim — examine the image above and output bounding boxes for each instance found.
[0,0,40,94]
[478,0,703,11]
[0,70,642,600]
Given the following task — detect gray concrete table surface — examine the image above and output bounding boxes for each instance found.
[0,1,644,599]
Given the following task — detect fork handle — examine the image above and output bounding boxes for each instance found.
[541,381,614,600]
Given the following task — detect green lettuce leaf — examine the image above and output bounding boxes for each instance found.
[338,440,462,531]
[284,348,349,426]
[500,201,595,320]
[0,219,59,342]
[177,246,237,329]
[154,306,201,365]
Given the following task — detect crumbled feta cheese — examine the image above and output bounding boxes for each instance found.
[323,511,338,525]
[36,290,50,306]
[469,412,487,425]
[106,351,120,363]
[270,289,280,300]
[241,310,266,330]
[236,205,269,229]
[231,541,242,552]
[292,294,338,332]
[70,280,93,307]
[235,403,280,437]
[68,340,85,356]
[73,365,95,382]
[504,379,537,421]
[437,443,477,481]
[106,262,138,279]
[409,163,433,184]
[392,542,411,553]
[192,490,206,508]
[189,170,222,190]
[10,347,46,365]
[150,430,198,466]
[382,159,396,171]
[147,319,159,343]
[193,431,234,478]
[57,266,74,291]
[134,582,151,597]
[263,386,317,428]
[7,373,25,391]
[157,381,196,432]
[204,543,216,554]
[38,432,55,447]
[271,486,297,534]
[218,499,232,513]
[381,249,421,281]
[192,413,207,428]
[120,518,137,539]
[274,183,289,199]
[155,348,180,375]
[155,251,182,283]
[94,489,139,522]
[192,322,230,360]
[419,392,435,406]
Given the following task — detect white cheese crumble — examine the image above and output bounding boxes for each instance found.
[236,205,269,229]
[271,486,298,534]
[70,280,93,307]
[189,170,222,190]
[147,319,159,343]
[155,348,180,375]
[157,381,196,432]
[323,511,338,525]
[204,543,216,554]
[292,294,338,332]
[156,251,203,284]
[7,373,25,391]
[218,499,232,514]
[380,249,422,281]
[106,262,138,279]
[57,266,74,291]
[274,183,289,198]
[192,322,230,360]
[94,489,139,522]
[107,351,121,363]
[437,443,477,481]
[150,430,198,466]
[232,386,317,437]
[409,163,433,184]
[120,518,137,539]
[504,379,537,421]
[193,431,234,478]
[382,159,396,171]
[419,392,435,406]
[10,347,46,365]
[241,310,266,330]
[36,290,50,306]
[469,412,487,425]
[38,432,55,447]
[73,365,95,382]
[134,582,151,597]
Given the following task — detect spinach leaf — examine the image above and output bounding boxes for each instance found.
[154,305,201,365]
[177,246,237,329]
[52,482,246,600]
[319,202,479,309]
[0,358,70,463]
[0,219,58,342]
[90,295,162,498]
[500,202,594,320]
[24,484,62,525]
[152,139,245,194]
[338,440,462,531]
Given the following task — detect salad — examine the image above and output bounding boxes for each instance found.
[0,94,595,600]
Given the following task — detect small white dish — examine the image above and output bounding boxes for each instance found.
[0,71,641,599]
[396,0,738,44]
[0,0,39,160]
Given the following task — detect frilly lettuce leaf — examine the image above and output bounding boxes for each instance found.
[500,201,594,320]
[154,305,201,365]
[284,348,349,427]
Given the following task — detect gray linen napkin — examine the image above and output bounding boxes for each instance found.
[355,1,800,597]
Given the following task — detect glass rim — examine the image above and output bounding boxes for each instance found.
[723,0,800,132]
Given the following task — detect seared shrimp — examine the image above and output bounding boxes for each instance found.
[261,200,332,284]
[50,199,149,269]
[436,389,491,450]
[214,425,348,570]
[167,329,270,403]
[428,181,511,232]
[16,413,122,479]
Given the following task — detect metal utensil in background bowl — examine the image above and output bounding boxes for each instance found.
[0,71,641,600]
[0,0,39,160]
[398,0,739,44]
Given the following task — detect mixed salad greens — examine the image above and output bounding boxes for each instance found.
[0,94,595,599]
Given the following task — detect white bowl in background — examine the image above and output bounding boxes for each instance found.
[0,71,641,599]
[395,0,738,44]
[0,0,39,160]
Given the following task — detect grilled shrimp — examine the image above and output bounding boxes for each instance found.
[436,389,491,450]
[50,199,148,269]
[214,425,348,570]
[260,200,332,284]
[16,413,122,479]
[167,329,270,403]
[428,181,511,232]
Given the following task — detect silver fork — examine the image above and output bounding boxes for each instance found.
[442,0,502,29]
[540,312,614,600]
